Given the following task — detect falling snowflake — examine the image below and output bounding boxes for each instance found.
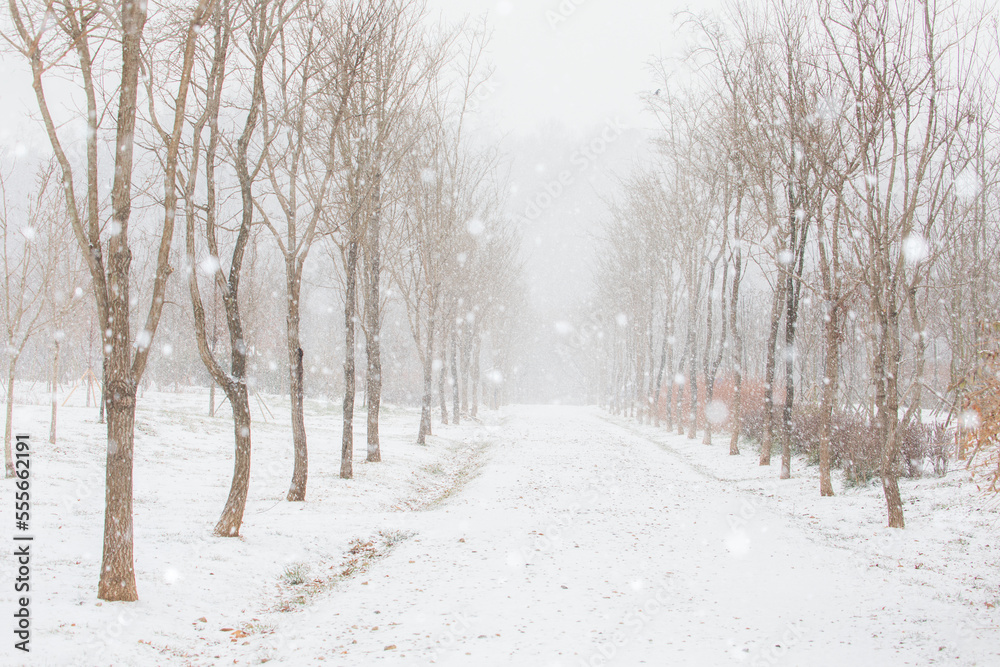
[135,329,152,351]
[554,321,574,335]
[902,234,929,264]
[954,167,981,200]
[725,530,751,557]
[467,218,486,236]
[960,410,981,430]
[705,400,729,425]
[200,255,221,275]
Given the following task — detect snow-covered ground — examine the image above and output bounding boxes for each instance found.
[0,388,495,666]
[2,396,999,665]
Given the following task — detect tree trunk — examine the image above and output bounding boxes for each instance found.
[98,383,138,602]
[285,249,309,499]
[451,319,460,425]
[665,336,676,431]
[438,320,449,424]
[729,252,744,456]
[50,340,60,444]
[675,347,687,436]
[418,300,436,444]
[214,385,251,536]
[100,14,143,593]
[4,364,16,478]
[96,0,209,599]
[881,307,905,527]
[686,329,698,440]
[460,318,470,418]
[760,278,786,466]
[780,275,795,480]
[704,260,728,445]
[471,324,481,419]
[286,335,308,501]
[818,307,839,496]
[99,362,106,424]
[341,237,359,479]
[635,335,647,424]
[652,318,669,428]
[364,196,382,462]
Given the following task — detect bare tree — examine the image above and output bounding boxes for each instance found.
[0,167,54,474]
[333,0,435,477]
[7,0,214,600]
[255,0,365,498]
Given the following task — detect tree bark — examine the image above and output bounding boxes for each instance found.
[665,333,677,431]
[98,363,105,424]
[214,386,251,536]
[99,383,137,601]
[341,236,359,479]
[451,319,460,425]
[818,307,839,496]
[471,324,481,419]
[881,304,905,527]
[438,319,449,424]
[686,321,699,440]
[703,259,728,445]
[635,332,647,423]
[4,363,16,477]
[760,277,786,466]
[652,310,670,428]
[460,317,470,418]
[364,181,382,462]
[780,273,795,480]
[674,346,687,435]
[287,338,308,500]
[49,339,60,444]
[417,296,437,444]
[728,240,744,456]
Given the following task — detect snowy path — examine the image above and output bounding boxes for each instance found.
[228,405,993,666]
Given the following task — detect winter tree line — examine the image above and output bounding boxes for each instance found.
[1,0,524,602]
[583,0,1000,529]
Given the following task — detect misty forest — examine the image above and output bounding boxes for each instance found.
[1,0,999,664]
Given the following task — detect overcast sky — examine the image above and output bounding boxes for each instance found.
[424,0,713,322]
[0,1,711,320]
[426,0,700,137]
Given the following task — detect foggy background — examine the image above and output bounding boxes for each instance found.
[425,0,708,403]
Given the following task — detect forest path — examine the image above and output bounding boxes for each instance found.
[233,405,980,666]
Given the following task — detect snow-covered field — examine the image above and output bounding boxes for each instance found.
[0,389,495,666]
[2,394,999,666]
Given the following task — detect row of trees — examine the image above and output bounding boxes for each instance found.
[590,0,1000,528]
[2,0,523,601]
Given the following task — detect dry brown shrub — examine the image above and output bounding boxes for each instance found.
[961,323,1000,495]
